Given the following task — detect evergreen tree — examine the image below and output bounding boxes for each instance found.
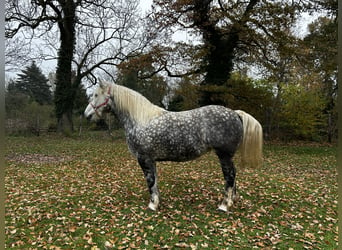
[73,83,89,116]
[15,61,52,105]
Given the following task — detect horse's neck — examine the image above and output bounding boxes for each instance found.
[109,83,166,127]
[111,106,137,133]
[108,92,136,133]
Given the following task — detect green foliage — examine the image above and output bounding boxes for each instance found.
[14,61,52,105]
[224,73,274,121]
[5,63,56,135]
[279,84,325,140]
[169,76,201,111]
[302,16,337,142]
[169,71,330,141]
[5,89,30,116]
[73,83,89,116]
[24,102,55,134]
[6,101,54,136]
[170,72,274,122]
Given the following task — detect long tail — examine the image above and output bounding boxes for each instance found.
[235,110,263,169]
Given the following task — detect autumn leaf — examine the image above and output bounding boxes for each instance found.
[4,135,337,249]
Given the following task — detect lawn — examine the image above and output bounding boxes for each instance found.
[5,131,338,249]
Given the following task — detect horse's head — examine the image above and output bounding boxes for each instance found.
[84,81,112,121]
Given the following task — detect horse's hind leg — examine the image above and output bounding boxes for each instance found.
[138,157,160,211]
[215,150,237,212]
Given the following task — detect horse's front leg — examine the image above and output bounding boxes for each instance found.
[138,157,160,211]
[216,150,237,213]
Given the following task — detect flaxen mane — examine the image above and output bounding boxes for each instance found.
[109,82,166,125]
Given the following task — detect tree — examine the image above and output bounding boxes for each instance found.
[262,1,338,141]
[5,36,32,72]
[5,79,30,116]
[6,75,54,136]
[116,54,168,107]
[6,0,152,133]
[169,72,274,122]
[151,0,317,106]
[168,75,201,111]
[300,16,337,142]
[13,61,52,105]
[279,83,325,140]
[73,82,89,116]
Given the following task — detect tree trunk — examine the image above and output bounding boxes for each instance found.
[198,29,239,106]
[54,0,77,134]
[57,111,74,135]
[327,113,332,143]
[193,0,259,106]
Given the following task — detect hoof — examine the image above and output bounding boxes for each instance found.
[148,196,159,211]
[148,201,158,211]
[217,204,228,213]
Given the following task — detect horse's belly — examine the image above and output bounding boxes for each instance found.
[152,130,208,161]
[155,142,208,161]
[134,123,207,161]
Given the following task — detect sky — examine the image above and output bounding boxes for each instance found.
[139,0,152,12]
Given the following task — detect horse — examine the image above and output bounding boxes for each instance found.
[84,80,263,212]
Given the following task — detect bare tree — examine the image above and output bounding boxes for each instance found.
[6,0,152,132]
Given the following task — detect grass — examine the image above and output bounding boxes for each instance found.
[5,131,338,249]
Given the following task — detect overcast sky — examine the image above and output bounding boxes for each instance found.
[139,0,152,12]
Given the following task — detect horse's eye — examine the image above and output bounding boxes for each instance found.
[94,94,98,98]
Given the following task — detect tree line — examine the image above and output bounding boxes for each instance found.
[5,62,88,135]
[5,0,337,141]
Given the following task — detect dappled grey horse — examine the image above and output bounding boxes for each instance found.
[84,80,263,212]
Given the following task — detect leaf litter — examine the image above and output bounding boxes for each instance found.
[5,136,337,249]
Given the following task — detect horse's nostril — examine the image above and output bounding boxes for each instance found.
[86,114,92,121]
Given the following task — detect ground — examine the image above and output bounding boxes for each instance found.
[5,131,338,249]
